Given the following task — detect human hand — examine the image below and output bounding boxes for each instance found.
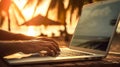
[0,37,60,57]
[29,38,60,56]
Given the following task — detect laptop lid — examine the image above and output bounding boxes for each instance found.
[70,0,120,55]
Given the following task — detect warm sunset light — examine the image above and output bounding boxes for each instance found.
[13,0,51,23]
[11,0,65,37]
[26,26,39,36]
[0,0,84,37]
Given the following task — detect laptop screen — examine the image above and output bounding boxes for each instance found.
[70,0,120,51]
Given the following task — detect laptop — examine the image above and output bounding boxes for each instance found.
[3,0,120,65]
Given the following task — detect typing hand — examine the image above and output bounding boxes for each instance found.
[0,37,60,57]
[33,37,60,56]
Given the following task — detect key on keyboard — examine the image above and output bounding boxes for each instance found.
[58,48,91,57]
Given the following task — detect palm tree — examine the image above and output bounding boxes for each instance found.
[11,2,26,26]
[0,0,11,31]
[0,0,100,40]
[23,0,43,18]
[45,0,84,41]
[0,0,26,31]
[45,0,68,41]
[66,0,84,24]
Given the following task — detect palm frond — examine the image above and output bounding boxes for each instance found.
[0,17,4,27]
[66,0,84,24]
[12,9,20,27]
[23,0,34,9]
[32,0,43,17]
[57,0,66,24]
[46,0,58,17]
[12,2,25,21]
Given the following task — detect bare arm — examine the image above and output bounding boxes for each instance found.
[0,29,35,40]
[0,29,60,57]
[0,39,60,57]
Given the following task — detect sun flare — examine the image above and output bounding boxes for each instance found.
[26,26,38,36]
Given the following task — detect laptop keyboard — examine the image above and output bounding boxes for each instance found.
[58,48,91,57]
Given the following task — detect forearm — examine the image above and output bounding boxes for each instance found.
[0,29,35,40]
[0,40,38,57]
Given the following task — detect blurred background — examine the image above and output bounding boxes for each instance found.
[0,0,120,52]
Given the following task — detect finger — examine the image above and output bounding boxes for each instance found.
[39,40,60,52]
[36,37,59,47]
[50,42,60,52]
[39,42,58,55]
[35,37,60,51]
[42,41,60,52]
[43,39,60,51]
[47,44,58,55]
[40,47,55,56]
